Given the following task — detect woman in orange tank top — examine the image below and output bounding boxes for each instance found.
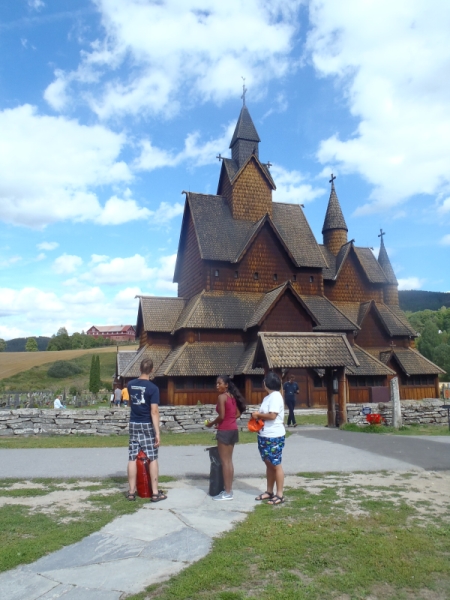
[206,375,246,501]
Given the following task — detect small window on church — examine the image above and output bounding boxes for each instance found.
[234,271,239,279]
[254,272,259,280]
[273,274,278,281]
[310,276,314,283]
[292,275,297,282]
[214,270,219,277]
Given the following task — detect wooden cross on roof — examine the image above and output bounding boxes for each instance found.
[329,173,336,185]
[241,77,247,106]
[216,153,223,161]
[378,228,385,239]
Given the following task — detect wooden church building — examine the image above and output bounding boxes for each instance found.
[117,101,444,408]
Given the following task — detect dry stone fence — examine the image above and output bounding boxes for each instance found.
[0,405,259,437]
[347,399,448,426]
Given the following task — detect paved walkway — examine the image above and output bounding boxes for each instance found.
[0,428,449,599]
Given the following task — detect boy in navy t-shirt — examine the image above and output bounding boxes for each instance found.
[126,358,167,502]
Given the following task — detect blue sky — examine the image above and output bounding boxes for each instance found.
[1,0,449,340]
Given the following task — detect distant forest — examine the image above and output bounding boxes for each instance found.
[399,290,450,312]
[6,337,51,352]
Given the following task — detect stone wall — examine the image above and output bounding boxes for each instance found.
[347,399,448,426]
[0,405,259,436]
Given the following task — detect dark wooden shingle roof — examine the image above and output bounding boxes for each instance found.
[346,345,395,376]
[322,183,348,233]
[380,348,445,376]
[139,296,186,332]
[300,295,359,332]
[156,343,246,377]
[120,345,171,379]
[254,332,359,369]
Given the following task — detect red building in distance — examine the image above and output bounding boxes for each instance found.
[86,325,136,342]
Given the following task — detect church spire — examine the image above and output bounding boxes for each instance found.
[377,229,397,284]
[322,175,348,255]
[229,93,260,169]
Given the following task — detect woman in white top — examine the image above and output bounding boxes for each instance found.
[251,371,286,505]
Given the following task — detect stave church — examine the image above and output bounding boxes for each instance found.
[116,99,443,414]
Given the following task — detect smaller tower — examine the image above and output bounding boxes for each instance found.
[378,229,399,305]
[322,175,348,255]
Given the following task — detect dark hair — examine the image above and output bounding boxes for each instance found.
[140,358,153,375]
[217,375,246,414]
[264,371,281,391]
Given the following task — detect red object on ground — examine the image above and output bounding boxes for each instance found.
[366,413,383,425]
[136,449,153,498]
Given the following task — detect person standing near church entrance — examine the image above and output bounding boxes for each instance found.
[283,374,299,427]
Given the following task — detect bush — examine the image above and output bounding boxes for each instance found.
[47,361,83,379]
[69,385,80,396]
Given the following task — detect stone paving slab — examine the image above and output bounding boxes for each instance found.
[39,585,122,600]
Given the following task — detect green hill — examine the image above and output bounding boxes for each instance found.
[399,290,450,312]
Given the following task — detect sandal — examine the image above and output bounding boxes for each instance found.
[267,495,285,505]
[126,491,136,501]
[151,491,167,502]
[255,491,274,501]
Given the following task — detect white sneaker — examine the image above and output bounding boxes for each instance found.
[212,491,233,501]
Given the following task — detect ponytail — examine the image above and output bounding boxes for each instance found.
[219,375,246,415]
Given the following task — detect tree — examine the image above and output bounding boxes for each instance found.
[89,354,100,394]
[0,338,6,352]
[416,321,441,360]
[433,343,450,380]
[25,337,39,352]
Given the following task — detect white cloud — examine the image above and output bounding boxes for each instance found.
[82,254,155,285]
[397,277,425,290]
[0,256,21,269]
[53,254,83,275]
[440,234,450,246]
[95,195,152,225]
[28,0,45,10]
[0,104,132,228]
[61,287,105,305]
[0,288,63,318]
[150,202,184,224]
[134,123,235,171]
[308,0,450,214]
[90,254,109,264]
[37,242,59,251]
[45,0,303,119]
[114,287,143,308]
[36,253,46,261]
[271,165,325,205]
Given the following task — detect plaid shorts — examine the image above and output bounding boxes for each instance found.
[257,435,285,466]
[128,422,158,461]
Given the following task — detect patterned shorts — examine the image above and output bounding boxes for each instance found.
[257,435,285,466]
[128,422,158,461]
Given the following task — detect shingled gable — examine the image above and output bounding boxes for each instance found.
[380,348,445,376]
[244,282,319,330]
[320,241,388,284]
[173,192,327,275]
[218,154,276,195]
[358,300,417,337]
[346,344,395,376]
[121,344,171,379]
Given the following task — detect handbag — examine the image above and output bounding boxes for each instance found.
[247,417,264,432]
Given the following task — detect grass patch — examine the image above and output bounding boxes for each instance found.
[0,351,118,393]
[128,477,450,600]
[342,423,450,436]
[0,430,264,449]
[0,477,143,573]
[285,414,327,426]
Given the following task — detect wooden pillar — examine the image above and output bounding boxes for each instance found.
[326,367,336,428]
[435,376,440,399]
[337,367,347,427]
[245,377,252,405]
[167,378,175,406]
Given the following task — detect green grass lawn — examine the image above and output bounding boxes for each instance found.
[343,423,450,436]
[0,430,266,449]
[128,472,450,600]
[285,414,327,427]
[0,477,144,572]
[0,352,117,393]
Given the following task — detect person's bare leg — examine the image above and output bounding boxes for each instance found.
[127,460,137,494]
[274,464,284,497]
[218,442,234,493]
[149,459,159,494]
[265,460,276,494]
